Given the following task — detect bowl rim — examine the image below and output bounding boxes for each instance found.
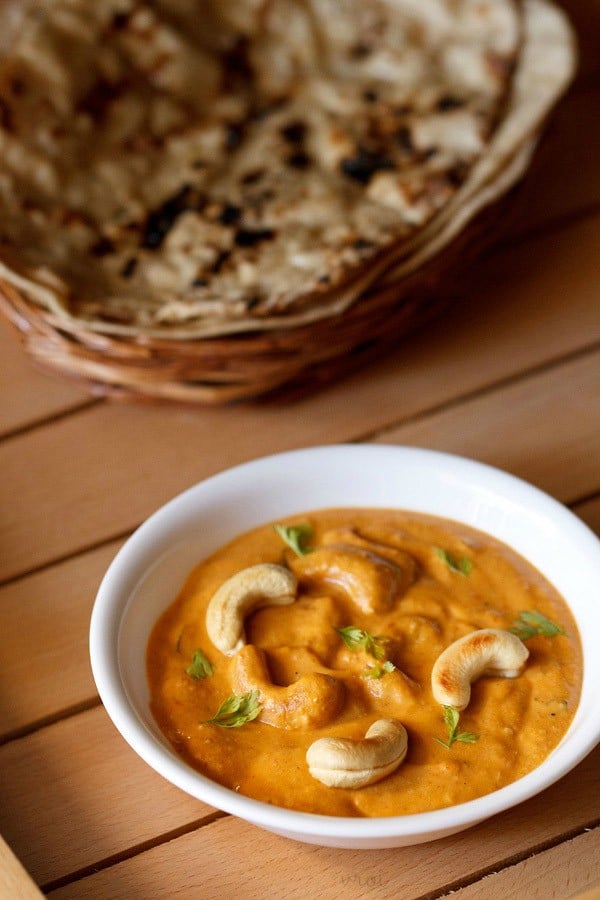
[89,444,600,841]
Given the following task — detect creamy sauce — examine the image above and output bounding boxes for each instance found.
[147,509,582,817]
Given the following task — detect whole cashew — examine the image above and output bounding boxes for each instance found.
[206,563,297,656]
[431,628,529,711]
[232,645,344,730]
[289,544,410,614]
[306,719,408,789]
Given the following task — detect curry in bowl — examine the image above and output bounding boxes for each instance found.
[147,508,581,817]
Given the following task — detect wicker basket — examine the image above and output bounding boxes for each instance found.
[0,202,500,406]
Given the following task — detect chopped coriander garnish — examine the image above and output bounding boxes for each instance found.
[363,660,396,679]
[273,523,314,557]
[205,690,261,728]
[434,705,479,749]
[186,648,214,680]
[510,610,565,640]
[336,625,388,661]
[435,547,473,575]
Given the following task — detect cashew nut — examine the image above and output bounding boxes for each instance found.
[289,544,409,614]
[306,719,408,789]
[231,645,344,730]
[431,628,529,711]
[206,563,297,656]
[322,527,418,578]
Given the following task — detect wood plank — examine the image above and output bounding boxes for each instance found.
[376,351,600,503]
[559,0,600,84]
[496,86,600,242]
[440,828,600,899]
[0,706,215,886]
[572,496,600,539]
[1,214,599,584]
[0,541,124,741]
[46,745,600,899]
[0,317,93,439]
[0,835,43,900]
[571,888,600,900]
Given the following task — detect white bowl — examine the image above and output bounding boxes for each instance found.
[89,445,600,849]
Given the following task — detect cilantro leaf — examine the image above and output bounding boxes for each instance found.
[435,547,473,575]
[454,731,479,744]
[336,625,388,661]
[443,704,459,733]
[509,610,565,640]
[186,648,214,680]
[435,705,479,749]
[273,523,314,557]
[363,660,396,679]
[205,690,261,728]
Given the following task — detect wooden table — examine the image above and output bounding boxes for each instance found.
[1,3,599,896]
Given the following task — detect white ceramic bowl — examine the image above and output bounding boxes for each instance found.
[89,445,600,849]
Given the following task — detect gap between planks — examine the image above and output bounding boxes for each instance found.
[41,811,229,895]
[0,398,102,444]
[0,527,134,593]
[419,823,600,900]
[338,339,600,453]
[42,774,600,900]
[0,697,102,748]
[43,819,600,898]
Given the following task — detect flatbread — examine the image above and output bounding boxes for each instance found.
[0,0,522,333]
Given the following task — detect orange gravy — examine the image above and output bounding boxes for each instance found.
[147,509,582,817]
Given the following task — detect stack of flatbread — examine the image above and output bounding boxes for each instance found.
[0,0,576,401]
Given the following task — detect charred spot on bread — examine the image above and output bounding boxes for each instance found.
[234,228,276,247]
[141,186,206,249]
[340,148,396,185]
